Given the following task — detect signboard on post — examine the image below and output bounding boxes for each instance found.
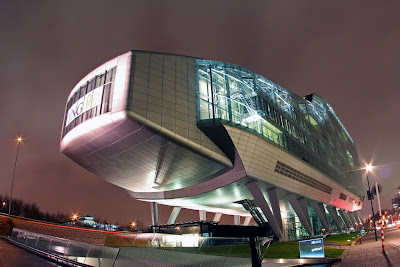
[372,184,382,195]
[299,238,325,258]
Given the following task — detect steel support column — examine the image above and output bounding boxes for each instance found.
[167,206,181,224]
[326,206,343,232]
[151,202,159,226]
[287,194,313,237]
[234,215,240,225]
[199,210,206,221]
[246,181,283,240]
[310,202,331,232]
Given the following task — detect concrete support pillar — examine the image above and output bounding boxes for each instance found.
[267,188,282,231]
[338,209,352,229]
[246,181,283,240]
[151,202,159,226]
[287,194,314,237]
[326,206,343,232]
[199,210,206,221]
[234,215,240,225]
[167,206,181,224]
[310,202,331,232]
[243,217,251,226]
[213,213,222,223]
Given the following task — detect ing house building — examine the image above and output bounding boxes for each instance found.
[60,50,364,240]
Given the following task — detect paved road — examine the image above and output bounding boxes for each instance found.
[339,227,400,267]
[0,239,60,267]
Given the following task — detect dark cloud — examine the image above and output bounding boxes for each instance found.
[1,1,399,224]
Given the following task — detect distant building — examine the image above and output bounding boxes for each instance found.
[61,50,364,240]
[66,215,119,231]
[392,198,400,213]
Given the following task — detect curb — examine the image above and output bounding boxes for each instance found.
[332,235,365,266]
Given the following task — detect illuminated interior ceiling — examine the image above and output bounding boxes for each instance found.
[195,59,363,198]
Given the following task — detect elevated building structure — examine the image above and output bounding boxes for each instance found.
[60,51,364,240]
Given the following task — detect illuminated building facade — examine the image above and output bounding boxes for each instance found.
[60,51,364,240]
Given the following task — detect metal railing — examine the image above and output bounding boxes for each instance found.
[9,228,119,267]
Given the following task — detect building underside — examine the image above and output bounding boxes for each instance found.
[60,51,364,240]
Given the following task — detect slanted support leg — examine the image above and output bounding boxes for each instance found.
[167,206,181,224]
[213,213,222,223]
[267,188,282,231]
[246,181,283,240]
[213,213,222,222]
[338,209,352,230]
[345,211,357,230]
[310,202,331,232]
[287,194,314,237]
[326,206,343,232]
[243,217,252,226]
[356,211,364,228]
[298,198,312,229]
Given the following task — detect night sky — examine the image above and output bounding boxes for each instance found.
[1,1,399,226]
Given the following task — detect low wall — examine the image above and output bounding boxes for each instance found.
[6,216,108,245]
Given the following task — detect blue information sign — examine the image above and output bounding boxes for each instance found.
[299,238,325,258]
[360,229,366,235]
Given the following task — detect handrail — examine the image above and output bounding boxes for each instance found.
[3,237,93,267]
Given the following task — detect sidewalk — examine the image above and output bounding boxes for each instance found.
[338,238,400,267]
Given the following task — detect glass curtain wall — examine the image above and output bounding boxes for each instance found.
[195,59,363,198]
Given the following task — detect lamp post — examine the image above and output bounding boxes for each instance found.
[9,135,23,215]
[375,181,385,252]
[365,164,378,241]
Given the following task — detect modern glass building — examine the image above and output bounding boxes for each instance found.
[60,50,364,240]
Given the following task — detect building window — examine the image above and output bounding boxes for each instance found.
[62,66,116,137]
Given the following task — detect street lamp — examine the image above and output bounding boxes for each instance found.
[9,135,23,215]
[365,164,378,241]
[72,214,78,225]
[131,222,136,231]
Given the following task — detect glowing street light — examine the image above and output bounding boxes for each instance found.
[9,135,23,215]
[365,164,373,172]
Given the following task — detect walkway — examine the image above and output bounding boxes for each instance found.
[338,228,400,267]
[0,239,60,267]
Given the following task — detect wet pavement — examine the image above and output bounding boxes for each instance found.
[0,239,60,267]
[338,227,400,267]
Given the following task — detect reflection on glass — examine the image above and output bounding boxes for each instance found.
[195,59,363,197]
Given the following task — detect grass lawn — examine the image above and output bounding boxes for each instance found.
[324,232,362,245]
[263,241,344,259]
[160,241,344,259]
